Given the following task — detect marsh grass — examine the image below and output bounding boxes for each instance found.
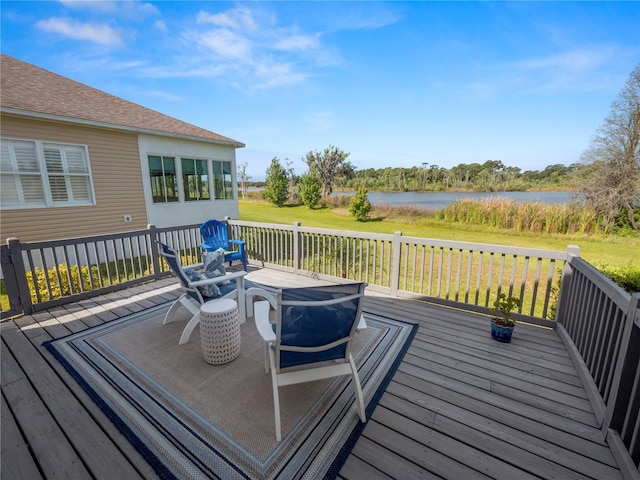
[436,198,603,234]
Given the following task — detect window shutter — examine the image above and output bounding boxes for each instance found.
[44,147,64,172]
[70,177,91,201]
[65,146,88,173]
[21,176,46,203]
[48,176,69,201]
[0,140,45,205]
[15,142,39,172]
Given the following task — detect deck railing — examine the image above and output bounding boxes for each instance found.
[3,220,573,323]
[556,254,640,478]
[229,220,572,325]
[0,224,201,316]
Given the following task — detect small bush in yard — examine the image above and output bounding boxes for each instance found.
[349,187,372,221]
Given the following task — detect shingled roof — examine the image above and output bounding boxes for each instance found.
[0,54,244,148]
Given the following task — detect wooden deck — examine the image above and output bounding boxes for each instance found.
[1,268,624,480]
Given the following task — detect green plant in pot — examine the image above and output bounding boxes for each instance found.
[490,293,522,343]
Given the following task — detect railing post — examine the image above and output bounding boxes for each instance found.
[6,237,33,315]
[148,224,162,279]
[391,231,402,297]
[555,245,580,323]
[293,222,301,275]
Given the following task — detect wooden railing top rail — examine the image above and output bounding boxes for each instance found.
[12,228,152,249]
[399,234,571,260]
[567,255,632,307]
[229,219,572,260]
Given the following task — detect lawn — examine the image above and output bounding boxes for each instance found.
[239,200,639,269]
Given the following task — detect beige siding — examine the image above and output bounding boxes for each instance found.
[1,115,149,244]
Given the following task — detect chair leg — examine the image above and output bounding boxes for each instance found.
[178,311,200,345]
[349,354,366,423]
[264,343,271,374]
[269,350,282,441]
[163,295,187,325]
[236,289,247,325]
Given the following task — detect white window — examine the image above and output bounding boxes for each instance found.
[181,158,210,201]
[212,160,233,200]
[1,138,95,209]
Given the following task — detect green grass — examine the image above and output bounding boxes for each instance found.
[239,200,640,269]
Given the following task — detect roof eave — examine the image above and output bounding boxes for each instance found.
[0,107,246,149]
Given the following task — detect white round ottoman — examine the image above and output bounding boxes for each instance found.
[199,298,240,364]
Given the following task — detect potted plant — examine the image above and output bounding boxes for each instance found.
[490,293,522,343]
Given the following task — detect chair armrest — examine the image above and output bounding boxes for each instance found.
[246,287,278,309]
[187,270,247,288]
[229,239,246,247]
[254,300,276,342]
[184,262,205,270]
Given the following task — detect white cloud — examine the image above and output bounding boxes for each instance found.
[181,6,330,90]
[514,46,616,72]
[145,90,184,102]
[185,29,253,60]
[196,7,257,31]
[465,45,630,97]
[58,0,159,16]
[91,4,396,91]
[275,34,320,52]
[36,17,123,46]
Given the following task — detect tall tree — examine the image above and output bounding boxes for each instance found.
[237,162,250,199]
[304,145,350,196]
[263,157,289,207]
[580,64,640,229]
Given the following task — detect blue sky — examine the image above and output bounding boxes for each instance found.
[2,1,639,181]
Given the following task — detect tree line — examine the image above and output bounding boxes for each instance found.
[344,161,580,192]
[256,63,639,231]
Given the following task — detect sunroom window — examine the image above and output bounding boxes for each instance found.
[213,160,233,200]
[182,158,210,201]
[149,155,178,203]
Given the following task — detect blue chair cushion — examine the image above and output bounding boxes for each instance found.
[278,304,356,368]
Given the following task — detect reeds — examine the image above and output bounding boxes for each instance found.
[436,197,603,235]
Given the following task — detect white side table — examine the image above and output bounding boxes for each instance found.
[200,298,240,365]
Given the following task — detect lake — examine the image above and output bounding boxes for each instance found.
[342,191,581,210]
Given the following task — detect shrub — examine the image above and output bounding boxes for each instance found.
[27,264,101,302]
[299,170,323,209]
[349,187,372,221]
[263,157,289,207]
[594,264,640,293]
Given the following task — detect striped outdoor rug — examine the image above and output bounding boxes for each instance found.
[45,303,416,479]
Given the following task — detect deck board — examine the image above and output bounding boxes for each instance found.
[0,271,625,479]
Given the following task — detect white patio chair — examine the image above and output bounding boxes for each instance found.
[247,282,368,441]
[158,242,248,345]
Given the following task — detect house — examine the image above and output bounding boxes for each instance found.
[0,54,245,245]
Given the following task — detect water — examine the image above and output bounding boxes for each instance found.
[345,191,580,210]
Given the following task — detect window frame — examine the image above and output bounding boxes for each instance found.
[0,137,96,210]
[181,157,211,202]
[148,155,179,203]
[212,160,234,200]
